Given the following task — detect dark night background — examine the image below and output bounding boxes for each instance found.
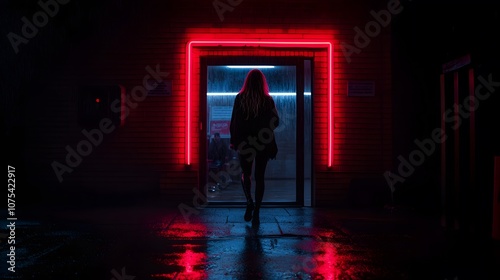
[1,0,500,237]
[1,1,500,279]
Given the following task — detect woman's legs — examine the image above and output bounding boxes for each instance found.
[239,153,254,221]
[239,153,253,201]
[252,153,269,224]
[254,153,269,207]
[239,152,269,223]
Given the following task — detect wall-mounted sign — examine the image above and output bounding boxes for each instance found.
[148,80,172,96]
[209,120,230,136]
[347,80,375,97]
[209,106,232,137]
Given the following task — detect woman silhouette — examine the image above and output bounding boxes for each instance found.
[230,69,279,225]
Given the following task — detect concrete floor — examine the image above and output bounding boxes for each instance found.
[1,196,499,280]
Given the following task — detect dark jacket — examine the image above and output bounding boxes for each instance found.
[230,93,279,159]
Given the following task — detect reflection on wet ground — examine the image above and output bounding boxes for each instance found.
[1,198,499,279]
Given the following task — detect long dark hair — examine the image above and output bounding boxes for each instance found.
[238,69,271,119]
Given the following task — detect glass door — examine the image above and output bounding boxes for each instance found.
[200,57,311,206]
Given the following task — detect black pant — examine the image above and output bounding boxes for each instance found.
[238,152,269,207]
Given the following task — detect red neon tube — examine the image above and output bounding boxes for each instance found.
[186,40,333,167]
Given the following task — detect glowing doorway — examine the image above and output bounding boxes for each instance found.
[200,58,312,206]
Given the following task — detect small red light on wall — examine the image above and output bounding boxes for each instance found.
[78,85,123,129]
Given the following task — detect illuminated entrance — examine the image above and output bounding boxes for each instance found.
[200,57,312,206]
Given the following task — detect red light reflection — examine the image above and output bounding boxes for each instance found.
[151,244,208,279]
[314,242,338,280]
[152,222,208,279]
[180,245,205,274]
[294,240,338,279]
[159,222,207,239]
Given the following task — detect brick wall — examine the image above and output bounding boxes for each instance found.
[17,0,393,206]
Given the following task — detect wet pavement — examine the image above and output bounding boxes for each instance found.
[1,196,500,280]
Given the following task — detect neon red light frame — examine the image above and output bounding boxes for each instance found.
[186,40,334,167]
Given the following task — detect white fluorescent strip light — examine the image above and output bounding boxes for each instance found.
[207,92,311,96]
[226,65,275,69]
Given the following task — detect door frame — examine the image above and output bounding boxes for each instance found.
[199,56,312,206]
